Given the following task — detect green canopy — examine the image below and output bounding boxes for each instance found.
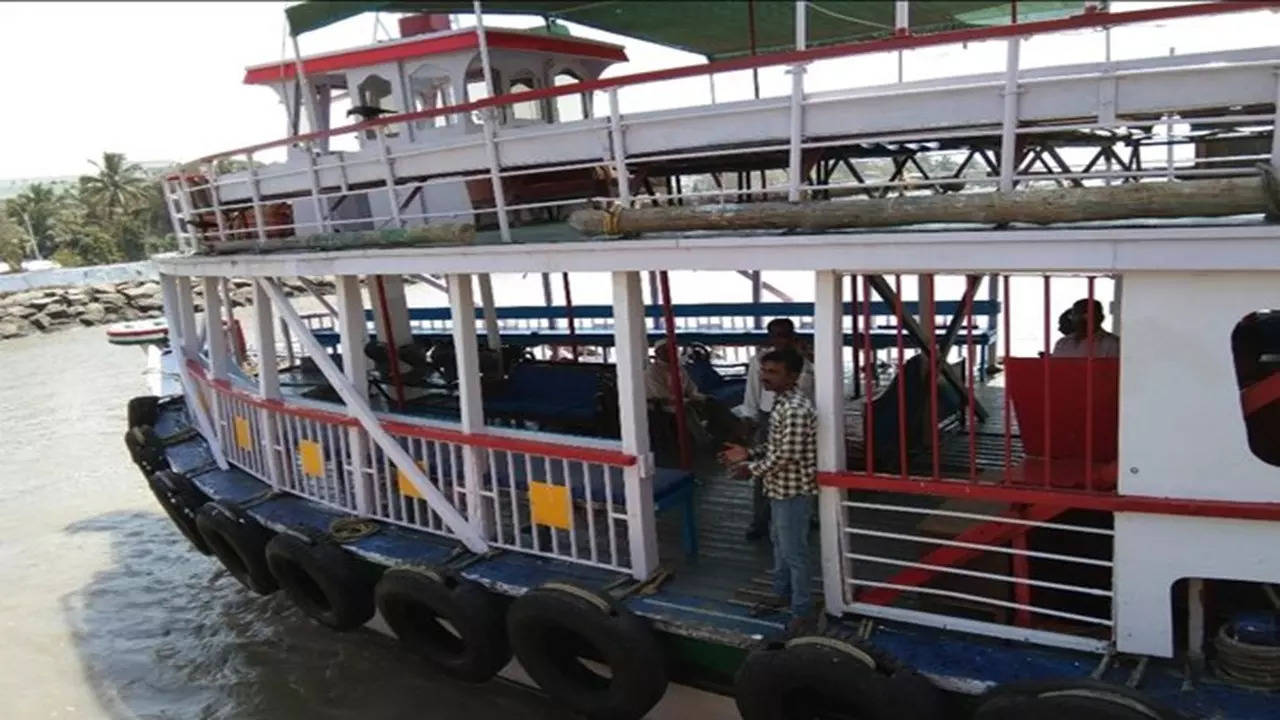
[285,1,1090,59]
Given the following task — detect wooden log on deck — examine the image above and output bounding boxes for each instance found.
[569,174,1280,236]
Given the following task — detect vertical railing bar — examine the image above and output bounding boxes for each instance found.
[488,448,505,546]
[1003,274,1013,485]
[604,452,618,566]
[862,275,875,475]
[544,456,560,557]
[1042,275,1052,488]
[506,450,522,550]
[894,274,908,480]
[928,274,940,481]
[245,152,270,249]
[526,453,540,553]
[584,460,599,563]
[966,286,978,481]
[433,439,448,531]
[1085,275,1096,493]
[376,126,404,229]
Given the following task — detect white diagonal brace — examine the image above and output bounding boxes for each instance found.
[161,274,228,471]
[257,277,489,553]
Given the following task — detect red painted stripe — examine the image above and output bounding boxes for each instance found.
[243,29,627,85]
[187,359,635,466]
[197,2,1272,164]
[819,471,1280,522]
[1241,372,1280,417]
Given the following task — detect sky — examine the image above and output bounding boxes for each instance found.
[2,2,1280,180]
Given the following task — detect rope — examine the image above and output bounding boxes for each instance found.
[329,517,380,542]
[1214,622,1280,690]
[1258,162,1280,221]
[602,204,624,235]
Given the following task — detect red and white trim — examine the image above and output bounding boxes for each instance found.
[243,28,627,85]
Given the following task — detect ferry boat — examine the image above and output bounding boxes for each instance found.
[123,2,1280,718]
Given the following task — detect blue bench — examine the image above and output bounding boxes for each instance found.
[685,356,747,407]
[484,361,613,429]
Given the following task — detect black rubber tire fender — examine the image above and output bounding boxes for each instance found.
[127,395,161,429]
[735,628,945,720]
[507,583,667,720]
[973,679,1185,720]
[375,566,512,682]
[146,470,211,555]
[125,425,169,476]
[195,502,278,595]
[264,530,378,631]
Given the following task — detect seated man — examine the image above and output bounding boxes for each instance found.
[1053,299,1119,358]
[645,339,742,449]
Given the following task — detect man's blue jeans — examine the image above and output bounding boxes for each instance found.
[769,494,814,616]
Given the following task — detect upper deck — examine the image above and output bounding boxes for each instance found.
[157,2,1280,272]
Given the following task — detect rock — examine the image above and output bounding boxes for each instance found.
[231,278,254,289]
[120,307,142,321]
[29,313,53,331]
[89,283,118,296]
[1,305,36,319]
[63,290,88,305]
[132,297,164,311]
[79,303,106,325]
[98,292,127,308]
[24,295,57,311]
[0,319,32,338]
[42,302,70,319]
[142,308,164,319]
[121,284,160,301]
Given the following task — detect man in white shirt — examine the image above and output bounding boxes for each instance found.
[1052,299,1120,358]
[736,319,815,540]
[645,339,742,449]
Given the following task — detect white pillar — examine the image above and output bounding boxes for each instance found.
[477,273,502,351]
[203,277,229,380]
[254,280,284,488]
[815,270,847,615]
[609,89,631,206]
[999,38,1021,193]
[787,1,808,203]
[336,275,371,513]
[176,276,199,358]
[612,271,658,579]
[164,273,228,471]
[449,273,494,538]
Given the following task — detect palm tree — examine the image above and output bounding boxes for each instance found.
[79,152,148,221]
[4,182,64,258]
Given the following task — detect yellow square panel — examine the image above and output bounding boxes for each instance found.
[233,416,253,451]
[529,482,571,530]
[298,439,324,478]
[396,461,429,500]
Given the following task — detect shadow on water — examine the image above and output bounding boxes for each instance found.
[61,509,563,720]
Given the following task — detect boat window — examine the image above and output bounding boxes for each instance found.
[508,74,543,122]
[553,71,585,122]
[408,64,454,129]
[1231,310,1280,467]
[466,70,498,124]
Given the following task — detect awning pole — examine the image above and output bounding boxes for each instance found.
[473,0,512,243]
[748,0,760,99]
[562,272,579,362]
[373,275,406,410]
[290,34,321,138]
[658,271,692,469]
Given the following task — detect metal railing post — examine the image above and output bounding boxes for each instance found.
[254,279,284,489]
[164,274,228,470]
[335,275,372,514]
[202,162,230,244]
[608,88,631,206]
[999,38,1022,192]
[480,110,511,242]
[305,140,329,234]
[612,270,658,579]
[377,126,403,229]
[787,1,808,203]
[449,273,495,539]
[1272,69,1280,166]
[245,152,270,247]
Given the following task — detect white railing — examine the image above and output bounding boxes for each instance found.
[192,363,643,574]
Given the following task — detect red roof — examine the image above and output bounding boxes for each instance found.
[243,29,627,85]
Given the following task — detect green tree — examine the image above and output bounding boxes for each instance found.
[5,182,63,257]
[0,204,26,271]
[79,152,148,222]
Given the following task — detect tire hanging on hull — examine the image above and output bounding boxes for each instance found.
[734,628,945,720]
[507,583,667,720]
[375,566,512,682]
[973,679,1183,720]
[147,470,211,555]
[195,501,278,595]
[265,530,379,631]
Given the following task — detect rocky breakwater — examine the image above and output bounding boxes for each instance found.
[0,277,336,342]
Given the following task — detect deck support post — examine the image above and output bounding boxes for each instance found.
[609,88,631,206]
[1270,68,1280,166]
[259,277,490,552]
[336,275,373,514]
[202,276,230,457]
[449,273,495,539]
[369,274,413,368]
[919,273,935,447]
[999,37,1022,192]
[751,271,764,330]
[612,271,659,580]
[787,1,808,203]
[474,0,511,243]
[253,279,284,489]
[163,274,228,471]
[815,270,848,614]
[478,273,502,353]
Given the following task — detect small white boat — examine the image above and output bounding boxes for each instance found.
[106,318,169,346]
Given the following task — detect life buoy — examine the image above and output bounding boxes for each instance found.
[375,567,511,682]
[735,629,943,720]
[146,470,211,555]
[264,530,378,631]
[125,425,169,476]
[973,679,1179,720]
[195,502,278,595]
[507,583,666,720]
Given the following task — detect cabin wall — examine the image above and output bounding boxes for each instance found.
[1113,270,1280,657]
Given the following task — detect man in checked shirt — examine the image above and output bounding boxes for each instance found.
[718,347,818,632]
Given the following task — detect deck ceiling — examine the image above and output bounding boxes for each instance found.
[286,1,1089,59]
